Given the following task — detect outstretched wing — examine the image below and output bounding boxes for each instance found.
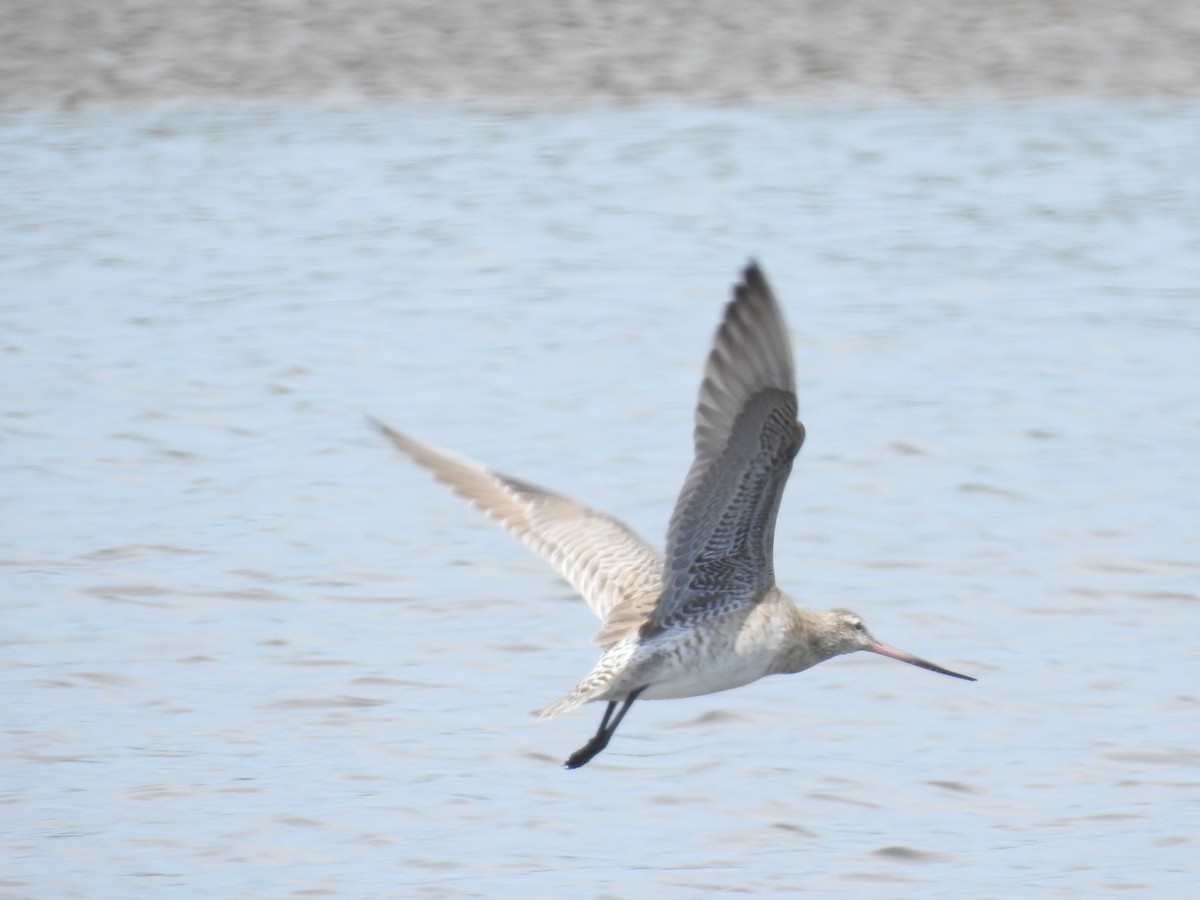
[647,262,804,634]
[372,420,663,647]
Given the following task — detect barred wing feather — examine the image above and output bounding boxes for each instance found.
[649,263,805,634]
[373,421,663,648]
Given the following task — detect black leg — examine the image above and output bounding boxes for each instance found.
[564,687,646,769]
[564,704,617,770]
[595,700,618,735]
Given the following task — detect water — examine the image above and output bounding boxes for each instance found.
[2,102,1198,896]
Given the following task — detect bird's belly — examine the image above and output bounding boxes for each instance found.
[635,645,777,701]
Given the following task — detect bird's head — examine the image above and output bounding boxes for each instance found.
[824,609,976,681]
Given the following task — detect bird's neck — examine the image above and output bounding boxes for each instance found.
[772,605,841,675]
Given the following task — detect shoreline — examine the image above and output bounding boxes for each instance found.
[4,1,1200,110]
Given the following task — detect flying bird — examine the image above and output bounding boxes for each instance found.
[372,262,975,769]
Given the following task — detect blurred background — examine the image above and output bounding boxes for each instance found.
[3,2,1199,896]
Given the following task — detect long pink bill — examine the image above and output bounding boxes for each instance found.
[868,641,976,682]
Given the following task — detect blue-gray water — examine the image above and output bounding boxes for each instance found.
[3,103,1198,896]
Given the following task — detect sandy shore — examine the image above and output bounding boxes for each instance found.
[4,0,1200,109]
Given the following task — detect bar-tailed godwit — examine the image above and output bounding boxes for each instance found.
[373,262,975,769]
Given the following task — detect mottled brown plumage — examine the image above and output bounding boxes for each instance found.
[374,262,974,769]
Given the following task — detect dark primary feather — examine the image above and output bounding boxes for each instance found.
[648,263,805,634]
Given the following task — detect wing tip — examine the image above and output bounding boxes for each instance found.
[737,258,771,303]
[713,259,793,388]
[368,414,421,458]
[365,413,393,439]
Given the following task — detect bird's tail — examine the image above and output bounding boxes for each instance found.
[533,644,633,718]
[533,670,614,718]
[532,687,593,720]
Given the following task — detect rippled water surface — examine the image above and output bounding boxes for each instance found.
[3,102,1199,896]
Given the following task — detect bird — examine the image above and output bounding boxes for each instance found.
[372,262,975,769]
